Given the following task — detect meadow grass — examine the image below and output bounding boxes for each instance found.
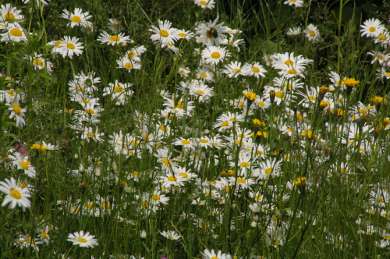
[0,0,390,258]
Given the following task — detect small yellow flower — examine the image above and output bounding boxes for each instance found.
[341,77,359,88]
[293,176,306,187]
[370,95,385,105]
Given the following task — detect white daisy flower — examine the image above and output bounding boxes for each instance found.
[62,8,92,28]
[201,45,228,65]
[67,231,98,248]
[0,177,31,209]
[194,0,215,10]
[360,18,384,38]
[98,31,130,46]
[149,20,178,48]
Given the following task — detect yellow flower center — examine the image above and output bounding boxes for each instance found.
[12,103,22,114]
[240,161,251,168]
[32,57,45,68]
[287,68,297,75]
[124,62,133,70]
[113,84,124,93]
[161,157,171,167]
[152,194,160,201]
[9,27,23,37]
[179,172,189,178]
[9,187,22,200]
[20,160,30,170]
[181,139,191,145]
[275,91,284,98]
[66,42,76,50]
[308,30,316,38]
[377,33,387,42]
[264,167,273,175]
[194,89,206,96]
[76,236,88,244]
[210,51,221,59]
[221,121,229,127]
[4,11,16,22]
[368,26,376,33]
[70,15,81,23]
[237,177,247,185]
[167,175,176,182]
[127,51,135,59]
[176,100,184,109]
[178,31,187,38]
[199,138,209,144]
[284,59,294,66]
[85,108,96,115]
[251,66,261,73]
[110,34,120,42]
[159,29,170,37]
[199,71,208,79]
[200,0,209,6]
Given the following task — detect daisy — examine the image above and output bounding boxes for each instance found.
[125,45,146,63]
[103,81,134,105]
[257,159,282,179]
[150,191,169,206]
[223,61,244,78]
[117,56,141,72]
[188,81,214,102]
[374,30,390,46]
[1,23,27,42]
[22,0,49,6]
[263,86,285,105]
[0,88,24,104]
[367,51,390,65]
[254,96,271,110]
[67,231,98,248]
[160,174,184,188]
[195,18,229,46]
[155,148,176,171]
[9,152,36,178]
[201,45,228,65]
[194,0,215,10]
[149,20,178,48]
[174,166,196,182]
[160,230,181,240]
[176,29,194,40]
[81,127,104,142]
[98,31,130,46]
[304,24,320,42]
[284,0,304,8]
[243,62,267,78]
[174,137,194,150]
[196,67,214,81]
[7,102,26,127]
[29,53,54,72]
[360,18,383,38]
[214,112,244,131]
[230,176,255,190]
[0,177,31,209]
[287,26,302,36]
[0,4,24,23]
[62,8,92,29]
[202,249,231,259]
[57,36,84,58]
